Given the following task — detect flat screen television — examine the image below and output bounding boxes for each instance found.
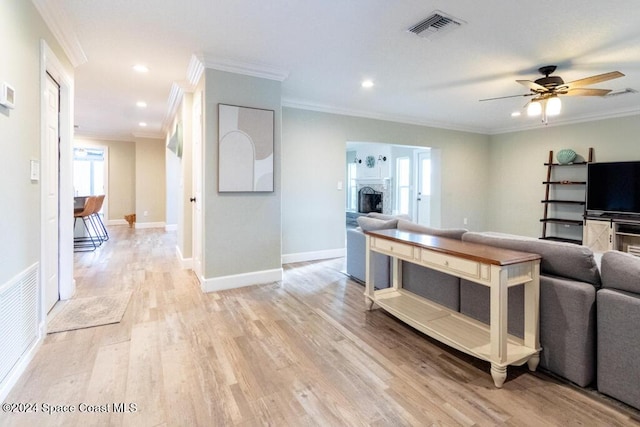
[587,161,640,217]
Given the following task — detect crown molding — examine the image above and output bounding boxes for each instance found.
[281,98,490,135]
[75,130,165,142]
[489,106,640,135]
[31,0,87,67]
[132,131,166,140]
[74,131,134,142]
[161,81,194,134]
[198,54,290,82]
[186,54,205,88]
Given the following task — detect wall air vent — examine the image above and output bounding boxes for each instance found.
[407,11,465,39]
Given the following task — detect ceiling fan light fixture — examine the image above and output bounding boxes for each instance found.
[546,96,562,116]
[527,100,542,117]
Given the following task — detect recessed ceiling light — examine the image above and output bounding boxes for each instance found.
[138,122,147,127]
[133,64,149,73]
[511,111,521,117]
[361,80,374,88]
[136,101,147,108]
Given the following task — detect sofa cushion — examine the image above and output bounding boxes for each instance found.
[601,250,640,294]
[356,216,398,232]
[397,220,467,240]
[462,232,600,287]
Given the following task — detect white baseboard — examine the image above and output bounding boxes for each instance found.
[175,246,193,270]
[106,219,128,226]
[281,248,345,264]
[134,221,166,229]
[165,224,177,231]
[201,268,283,293]
[0,321,44,403]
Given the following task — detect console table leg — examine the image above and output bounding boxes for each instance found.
[527,353,540,372]
[491,364,507,388]
[365,296,375,311]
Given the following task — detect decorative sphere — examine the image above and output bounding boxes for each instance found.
[557,149,577,164]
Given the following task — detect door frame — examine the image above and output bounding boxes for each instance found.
[73,144,110,221]
[40,40,74,322]
[192,89,204,282]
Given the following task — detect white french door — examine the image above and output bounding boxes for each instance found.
[416,151,431,226]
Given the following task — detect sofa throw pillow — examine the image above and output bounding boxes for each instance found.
[357,216,398,232]
[397,220,468,240]
[601,250,640,294]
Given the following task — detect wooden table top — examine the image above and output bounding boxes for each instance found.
[365,229,541,266]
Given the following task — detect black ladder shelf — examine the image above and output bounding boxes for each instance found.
[540,148,593,244]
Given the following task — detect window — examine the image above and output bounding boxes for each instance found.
[396,157,410,215]
[73,147,105,196]
[347,162,357,210]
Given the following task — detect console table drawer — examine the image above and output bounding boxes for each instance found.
[421,250,480,278]
[372,238,414,258]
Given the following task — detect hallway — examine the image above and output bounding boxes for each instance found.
[2,227,639,426]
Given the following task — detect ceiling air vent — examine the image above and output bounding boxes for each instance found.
[605,88,638,97]
[407,11,465,39]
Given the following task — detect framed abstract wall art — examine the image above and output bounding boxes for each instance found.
[218,104,274,192]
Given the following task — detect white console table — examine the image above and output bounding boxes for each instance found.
[364,229,541,388]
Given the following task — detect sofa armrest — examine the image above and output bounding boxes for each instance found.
[597,288,640,410]
[346,228,390,288]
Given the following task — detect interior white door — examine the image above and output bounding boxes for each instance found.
[44,74,60,313]
[192,91,204,280]
[416,151,431,226]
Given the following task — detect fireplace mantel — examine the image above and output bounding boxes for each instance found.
[355,177,391,185]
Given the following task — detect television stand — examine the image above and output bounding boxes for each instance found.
[583,216,640,255]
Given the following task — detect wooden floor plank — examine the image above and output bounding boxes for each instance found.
[2,226,639,426]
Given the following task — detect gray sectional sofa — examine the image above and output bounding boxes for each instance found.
[345,214,640,410]
[597,251,640,410]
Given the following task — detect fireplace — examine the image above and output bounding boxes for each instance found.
[358,186,382,214]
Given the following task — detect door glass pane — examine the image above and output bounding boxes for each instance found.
[73,161,91,196]
[421,158,431,196]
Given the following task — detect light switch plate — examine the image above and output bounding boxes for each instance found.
[0,82,15,109]
[30,160,40,181]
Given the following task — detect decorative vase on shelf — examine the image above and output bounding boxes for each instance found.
[557,149,577,164]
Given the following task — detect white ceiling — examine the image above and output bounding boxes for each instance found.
[43,0,640,138]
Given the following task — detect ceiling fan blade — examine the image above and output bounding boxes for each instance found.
[479,93,534,102]
[562,71,624,90]
[563,88,612,97]
[516,79,547,92]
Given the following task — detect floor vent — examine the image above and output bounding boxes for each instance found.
[407,11,465,39]
[0,263,39,386]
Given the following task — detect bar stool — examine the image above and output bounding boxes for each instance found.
[74,196,101,251]
[91,194,109,242]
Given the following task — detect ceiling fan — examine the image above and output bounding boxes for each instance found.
[480,65,625,122]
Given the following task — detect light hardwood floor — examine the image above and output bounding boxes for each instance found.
[2,226,639,426]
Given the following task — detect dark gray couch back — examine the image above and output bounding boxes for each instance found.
[601,250,640,294]
[462,232,601,287]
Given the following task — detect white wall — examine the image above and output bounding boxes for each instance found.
[203,69,282,281]
[281,107,491,260]
[0,1,70,285]
[134,137,166,224]
[165,146,179,227]
[487,114,640,237]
